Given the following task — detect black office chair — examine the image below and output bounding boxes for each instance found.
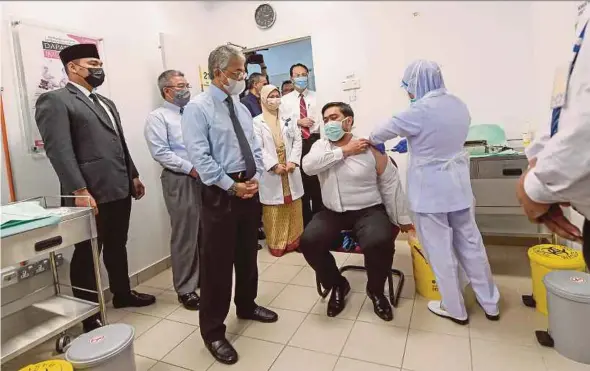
[315,226,405,307]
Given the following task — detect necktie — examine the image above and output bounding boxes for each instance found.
[89,93,117,134]
[551,21,587,137]
[299,94,311,139]
[180,107,184,115]
[225,97,256,179]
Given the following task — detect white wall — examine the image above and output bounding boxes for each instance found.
[186,1,579,188]
[0,1,205,275]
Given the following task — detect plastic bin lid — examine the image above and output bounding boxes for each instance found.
[19,360,73,371]
[66,324,134,368]
[527,244,586,269]
[543,270,590,304]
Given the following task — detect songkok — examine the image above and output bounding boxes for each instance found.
[59,43,100,66]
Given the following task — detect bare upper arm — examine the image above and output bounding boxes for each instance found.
[370,147,388,176]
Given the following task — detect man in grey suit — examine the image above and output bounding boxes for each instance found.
[35,43,156,333]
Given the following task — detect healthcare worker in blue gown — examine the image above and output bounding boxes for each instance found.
[370,60,500,324]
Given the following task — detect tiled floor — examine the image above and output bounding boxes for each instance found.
[6,241,590,371]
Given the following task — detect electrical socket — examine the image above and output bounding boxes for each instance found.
[15,255,65,282]
[18,264,35,280]
[34,260,48,275]
[1,268,18,288]
[56,254,64,266]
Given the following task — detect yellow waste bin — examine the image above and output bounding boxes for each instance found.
[19,360,73,371]
[408,234,441,300]
[528,244,587,315]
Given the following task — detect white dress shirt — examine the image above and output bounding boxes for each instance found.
[281,89,321,134]
[69,81,118,136]
[144,101,193,174]
[302,137,412,226]
[524,13,590,219]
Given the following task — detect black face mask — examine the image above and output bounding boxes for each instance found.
[84,67,106,88]
[75,64,105,88]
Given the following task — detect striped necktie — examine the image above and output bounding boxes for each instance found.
[299,94,311,139]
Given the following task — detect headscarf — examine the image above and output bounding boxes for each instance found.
[401,60,446,101]
[260,84,283,146]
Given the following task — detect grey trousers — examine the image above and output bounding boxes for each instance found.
[161,169,201,295]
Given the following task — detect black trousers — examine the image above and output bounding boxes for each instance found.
[70,197,132,320]
[300,204,396,294]
[301,133,324,226]
[199,184,260,343]
[583,219,589,268]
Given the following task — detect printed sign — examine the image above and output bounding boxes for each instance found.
[12,22,107,153]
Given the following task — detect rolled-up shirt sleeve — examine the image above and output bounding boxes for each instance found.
[302,139,344,176]
[181,102,234,190]
[144,113,193,174]
[524,45,590,205]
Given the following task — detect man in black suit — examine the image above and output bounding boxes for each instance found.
[35,44,156,332]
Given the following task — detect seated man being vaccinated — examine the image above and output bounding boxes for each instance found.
[300,102,413,321]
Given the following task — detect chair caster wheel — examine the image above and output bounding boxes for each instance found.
[56,335,71,354]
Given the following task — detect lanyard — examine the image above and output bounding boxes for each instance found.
[550,21,588,137]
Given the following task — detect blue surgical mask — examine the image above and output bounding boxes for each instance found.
[293,76,308,90]
[324,119,349,142]
[410,98,417,104]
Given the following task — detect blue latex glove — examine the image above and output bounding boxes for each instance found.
[373,143,386,154]
[392,139,408,153]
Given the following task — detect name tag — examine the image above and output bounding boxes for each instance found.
[550,64,571,109]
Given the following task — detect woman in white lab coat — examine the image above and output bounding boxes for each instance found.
[370,60,500,324]
[253,84,304,257]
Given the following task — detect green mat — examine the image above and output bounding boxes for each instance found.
[1,201,61,238]
[467,124,508,147]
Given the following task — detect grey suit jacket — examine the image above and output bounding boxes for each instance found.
[35,83,139,204]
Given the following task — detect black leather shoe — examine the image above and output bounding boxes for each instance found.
[206,339,238,365]
[327,278,350,317]
[82,318,103,333]
[178,292,200,311]
[112,290,156,309]
[237,306,278,323]
[367,290,393,321]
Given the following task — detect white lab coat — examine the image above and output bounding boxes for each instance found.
[253,113,304,205]
[524,8,590,220]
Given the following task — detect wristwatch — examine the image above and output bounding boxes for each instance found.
[227,183,237,197]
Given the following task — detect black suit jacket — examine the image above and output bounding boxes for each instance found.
[35,83,139,204]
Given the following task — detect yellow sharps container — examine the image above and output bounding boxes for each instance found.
[19,360,73,371]
[528,244,587,315]
[408,234,441,300]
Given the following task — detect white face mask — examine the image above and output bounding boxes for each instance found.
[224,78,246,96]
[266,97,281,111]
[221,71,246,96]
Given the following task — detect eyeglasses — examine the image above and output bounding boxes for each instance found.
[166,83,192,89]
[222,70,247,81]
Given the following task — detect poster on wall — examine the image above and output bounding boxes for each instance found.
[11,21,108,153]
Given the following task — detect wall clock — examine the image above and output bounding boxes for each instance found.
[255,3,276,29]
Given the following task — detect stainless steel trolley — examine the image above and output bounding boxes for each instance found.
[1,196,108,365]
